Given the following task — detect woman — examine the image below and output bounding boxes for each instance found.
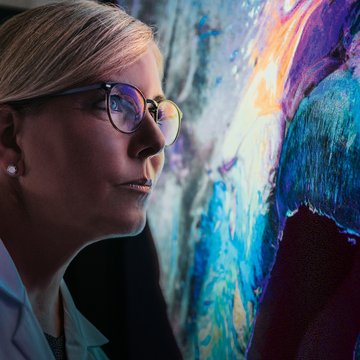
[0,1,182,359]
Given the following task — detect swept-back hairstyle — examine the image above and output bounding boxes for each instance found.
[0,0,162,104]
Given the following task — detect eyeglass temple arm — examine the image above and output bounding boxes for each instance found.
[56,83,107,96]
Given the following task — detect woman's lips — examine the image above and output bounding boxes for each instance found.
[118,178,153,193]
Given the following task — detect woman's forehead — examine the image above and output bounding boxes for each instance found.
[103,53,163,96]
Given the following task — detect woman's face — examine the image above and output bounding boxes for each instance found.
[17,46,165,241]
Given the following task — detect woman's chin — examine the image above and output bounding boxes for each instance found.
[122,217,147,237]
[99,213,147,240]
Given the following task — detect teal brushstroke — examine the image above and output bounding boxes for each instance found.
[277,68,360,236]
[186,157,269,358]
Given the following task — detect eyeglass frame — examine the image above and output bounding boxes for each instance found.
[52,82,182,146]
[8,82,182,146]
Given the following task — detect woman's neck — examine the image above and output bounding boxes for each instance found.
[0,207,84,337]
[28,276,65,337]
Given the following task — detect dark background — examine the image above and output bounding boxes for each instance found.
[65,223,182,359]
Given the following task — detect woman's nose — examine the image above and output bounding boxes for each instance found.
[128,111,166,159]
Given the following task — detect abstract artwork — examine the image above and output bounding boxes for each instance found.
[119,0,359,358]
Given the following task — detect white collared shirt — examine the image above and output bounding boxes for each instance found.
[0,239,109,359]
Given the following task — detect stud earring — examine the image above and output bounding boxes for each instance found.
[7,164,18,176]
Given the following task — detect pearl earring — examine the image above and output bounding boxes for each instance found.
[7,164,18,176]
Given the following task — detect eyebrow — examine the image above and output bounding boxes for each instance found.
[153,94,166,103]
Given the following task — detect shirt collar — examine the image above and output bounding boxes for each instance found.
[0,238,27,305]
[0,238,108,357]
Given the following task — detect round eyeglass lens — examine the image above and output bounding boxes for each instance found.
[157,100,181,146]
[108,84,145,133]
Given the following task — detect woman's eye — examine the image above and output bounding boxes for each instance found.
[110,95,138,116]
[110,96,122,112]
[110,95,131,113]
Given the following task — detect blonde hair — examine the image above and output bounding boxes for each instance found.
[0,0,163,103]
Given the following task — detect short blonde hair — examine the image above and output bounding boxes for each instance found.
[0,0,163,103]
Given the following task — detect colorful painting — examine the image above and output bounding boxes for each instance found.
[119,0,359,358]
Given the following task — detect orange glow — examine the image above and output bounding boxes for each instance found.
[247,1,323,116]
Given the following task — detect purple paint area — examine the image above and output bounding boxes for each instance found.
[218,156,238,175]
[282,0,357,120]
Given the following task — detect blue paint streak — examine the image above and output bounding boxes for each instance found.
[198,15,208,29]
[230,49,239,62]
[215,76,223,86]
[199,29,222,40]
[277,68,360,235]
[190,181,227,311]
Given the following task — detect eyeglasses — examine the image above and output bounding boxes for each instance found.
[12,82,182,146]
[57,82,182,146]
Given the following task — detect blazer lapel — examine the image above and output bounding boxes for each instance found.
[12,299,55,360]
[0,239,54,359]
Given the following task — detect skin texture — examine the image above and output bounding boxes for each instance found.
[0,45,165,336]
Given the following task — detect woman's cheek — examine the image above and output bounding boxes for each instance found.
[154,151,165,177]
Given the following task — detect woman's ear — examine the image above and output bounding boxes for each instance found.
[0,105,24,177]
